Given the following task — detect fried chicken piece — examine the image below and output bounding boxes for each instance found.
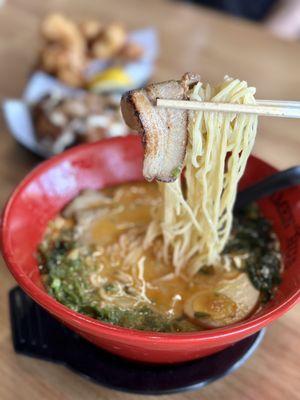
[40,44,84,73]
[91,23,127,60]
[40,14,86,87]
[118,42,143,61]
[41,13,85,50]
[79,20,103,41]
[57,67,85,87]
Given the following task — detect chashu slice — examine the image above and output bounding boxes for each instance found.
[121,74,200,182]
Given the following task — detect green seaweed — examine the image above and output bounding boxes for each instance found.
[224,204,281,301]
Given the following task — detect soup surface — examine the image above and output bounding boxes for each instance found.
[38,182,282,332]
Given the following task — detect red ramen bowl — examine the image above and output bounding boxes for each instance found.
[1,135,300,364]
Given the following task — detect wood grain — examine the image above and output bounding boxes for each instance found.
[0,0,299,399]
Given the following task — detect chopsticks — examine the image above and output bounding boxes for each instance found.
[156,99,300,118]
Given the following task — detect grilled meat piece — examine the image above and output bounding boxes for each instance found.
[121,73,200,182]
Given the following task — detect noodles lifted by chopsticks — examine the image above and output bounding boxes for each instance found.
[144,76,258,275]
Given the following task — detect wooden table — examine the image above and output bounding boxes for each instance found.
[0,1,300,399]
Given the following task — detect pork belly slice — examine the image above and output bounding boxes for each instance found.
[121,74,200,182]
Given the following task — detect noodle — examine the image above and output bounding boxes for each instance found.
[145,76,258,275]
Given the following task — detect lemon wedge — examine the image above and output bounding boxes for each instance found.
[88,68,132,92]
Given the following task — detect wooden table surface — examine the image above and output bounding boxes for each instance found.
[0,0,300,399]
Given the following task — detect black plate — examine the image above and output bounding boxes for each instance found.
[9,287,265,395]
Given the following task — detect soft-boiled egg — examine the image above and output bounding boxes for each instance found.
[184,272,260,328]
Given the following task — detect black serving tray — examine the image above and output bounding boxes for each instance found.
[9,287,265,395]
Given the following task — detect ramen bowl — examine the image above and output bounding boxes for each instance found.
[1,135,300,364]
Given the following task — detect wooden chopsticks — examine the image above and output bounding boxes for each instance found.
[156,99,300,118]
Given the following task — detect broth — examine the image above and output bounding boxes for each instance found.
[38,182,282,332]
